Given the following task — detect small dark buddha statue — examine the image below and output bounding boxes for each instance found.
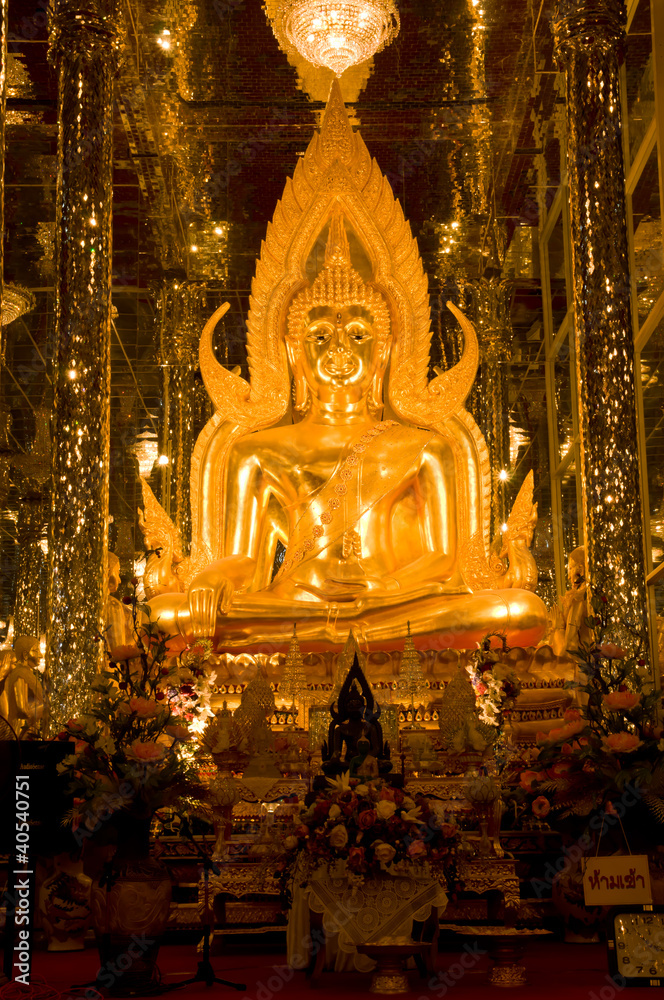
[322,653,392,775]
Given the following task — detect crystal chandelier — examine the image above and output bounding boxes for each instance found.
[2,284,35,327]
[276,0,400,77]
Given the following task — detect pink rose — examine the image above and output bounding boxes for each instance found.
[603,691,641,711]
[601,732,643,754]
[407,839,427,859]
[532,796,551,818]
[358,809,377,829]
[126,740,166,762]
[128,697,163,718]
[563,708,582,722]
[599,643,626,660]
[348,846,365,869]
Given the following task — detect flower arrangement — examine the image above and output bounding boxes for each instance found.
[506,598,664,842]
[56,608,209,837]
[466,635,521,729]
[281,772,460,881]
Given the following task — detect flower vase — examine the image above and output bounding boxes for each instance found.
[38,854,92,951]
[89,815,172,995]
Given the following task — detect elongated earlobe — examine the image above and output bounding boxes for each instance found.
[293,371,311,413]
[368,370,384,416]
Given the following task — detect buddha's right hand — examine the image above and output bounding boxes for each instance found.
[187,556,256,638]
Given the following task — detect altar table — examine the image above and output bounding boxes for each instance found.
[287,869,447,978]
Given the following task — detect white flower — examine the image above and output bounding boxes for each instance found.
[326,772,352,794]
[376,800,397,820]
[329,803,341,820]
[355,784,369,797]
[402,795,416,809]
[96,734,116,755]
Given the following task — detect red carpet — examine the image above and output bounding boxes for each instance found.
[21,940,624,1000]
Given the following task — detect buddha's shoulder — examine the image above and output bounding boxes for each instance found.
[384,423,454,457]
[228,425,302,461]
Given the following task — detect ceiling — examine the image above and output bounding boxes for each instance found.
[1,0,569,627]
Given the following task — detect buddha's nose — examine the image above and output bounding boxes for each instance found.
[330,321,352,356]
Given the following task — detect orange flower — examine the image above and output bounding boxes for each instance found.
[549,760,574,779]
[560,719,585,738]
[109,644,141,662]
[599,643,626,660]
[519,769,541,792]
[532,796,551,818]
[603,691,641,711]
[164,724,192,741]
[563,708,582,722]
[601,732,643,754]
[126,740,166,762]
[128,697,163,718]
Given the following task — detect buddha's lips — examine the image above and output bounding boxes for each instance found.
[324,359,356,378]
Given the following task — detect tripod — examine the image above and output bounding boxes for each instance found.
[163,820,245,993]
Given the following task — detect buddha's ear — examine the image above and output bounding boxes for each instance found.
[368,369,385,416]
[286,336,311,414]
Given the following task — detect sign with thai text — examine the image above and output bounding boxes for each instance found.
[583,855,652,905]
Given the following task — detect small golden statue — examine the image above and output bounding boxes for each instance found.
[142,81,547,653]
[550,545,591,657]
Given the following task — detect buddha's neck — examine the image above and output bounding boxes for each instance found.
[303,395,378,427]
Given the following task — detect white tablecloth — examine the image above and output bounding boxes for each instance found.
[287,867,448,972]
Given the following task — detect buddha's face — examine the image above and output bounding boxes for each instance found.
[298,304,389,400]
[568,553,585,589]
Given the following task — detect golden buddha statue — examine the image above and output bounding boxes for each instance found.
[141,82,547,653]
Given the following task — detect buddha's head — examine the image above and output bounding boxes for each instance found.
[567,545,586,590]
[286,212,391,414]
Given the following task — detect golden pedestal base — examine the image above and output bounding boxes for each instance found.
[357,941,430,996]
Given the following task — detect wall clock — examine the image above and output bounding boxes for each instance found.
[607,906,664,987]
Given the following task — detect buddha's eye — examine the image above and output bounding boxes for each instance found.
[306,325,332,345]
[347,325,371,343]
